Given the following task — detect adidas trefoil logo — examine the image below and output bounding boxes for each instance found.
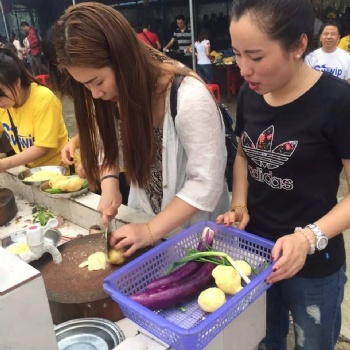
[242,126,297,169]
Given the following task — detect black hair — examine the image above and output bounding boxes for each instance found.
[176,15,185,21]
[142,21,150,29]
[20,21,29,27]
[41,23,71,97]
[318,20,341,36]
[231,0,314,57]
[197,28,210,42]
[9,33,16,43]
[0,48,37,99]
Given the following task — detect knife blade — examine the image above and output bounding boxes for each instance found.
[105,223,112,256]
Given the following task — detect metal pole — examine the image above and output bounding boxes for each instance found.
[189,0,196,71]
[0,0,9,40]
[72,0,76,5]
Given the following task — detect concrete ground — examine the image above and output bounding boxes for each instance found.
[60,94,350,349]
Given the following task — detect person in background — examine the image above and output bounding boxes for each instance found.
[338,29,350,54]
[194,28,213,83]
[0,34,16,54]
[163,15,191,52]
[137,22,161,50]
[0,48,68,171]
[340,7,350,37]
[54,2,229,257]
[163,15,192,67]
[313,13,323,40]
[217,0,349,348]
[10,33,24,60]
[305,20,350,81]
[20,21,42,76]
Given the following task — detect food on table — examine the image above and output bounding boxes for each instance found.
[198,287,226,312]
[24,170,62,182]
[222,57,235,65]
[212,265,242,295]
[33,206,55,226]
[145,227,214,291]
[7,242,30,255]
[128,227,254,311]
[46,175,87,193]
[79,251,107,271]
[107,248,126,265]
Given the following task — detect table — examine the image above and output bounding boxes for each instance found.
[214,63,241,103]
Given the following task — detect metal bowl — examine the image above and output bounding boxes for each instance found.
[40,176,89,199]
[55,317,125,350]
[18,166,68,187]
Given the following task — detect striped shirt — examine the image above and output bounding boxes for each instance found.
[172,27,192,52]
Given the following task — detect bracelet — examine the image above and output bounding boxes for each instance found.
[231,205,248,213]
[145,223,154,247]
[100,174,119,182]
[294,227,315,255]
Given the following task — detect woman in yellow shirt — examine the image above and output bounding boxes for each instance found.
[0,48,68,171]
[338,33,350,53]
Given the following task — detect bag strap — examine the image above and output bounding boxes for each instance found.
[170,74,185,122]
[142,31,156,48]
[7,109,23,152]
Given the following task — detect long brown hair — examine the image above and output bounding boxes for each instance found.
[55,2,191,189]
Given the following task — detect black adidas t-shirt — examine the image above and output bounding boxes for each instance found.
[235,73,350,278]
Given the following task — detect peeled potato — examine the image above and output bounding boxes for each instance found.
[108,248,126,265]
[79,251,107,271]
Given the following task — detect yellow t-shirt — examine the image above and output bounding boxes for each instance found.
[338,35,350,54]
[0,83,68,168]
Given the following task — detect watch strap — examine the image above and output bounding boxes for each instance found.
[306,223,328,250]
[306,223,323,238]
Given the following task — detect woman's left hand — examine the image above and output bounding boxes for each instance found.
[266,232,310,284]
[109,223,152,257]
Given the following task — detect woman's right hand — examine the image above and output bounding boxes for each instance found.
[97,178,123,227]
[216,207,250,230]
[61,138,78,165]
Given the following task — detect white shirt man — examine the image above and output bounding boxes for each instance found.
[305,21,350,82]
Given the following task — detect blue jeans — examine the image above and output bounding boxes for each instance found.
[259,264,347,350]
[197,64,213,84]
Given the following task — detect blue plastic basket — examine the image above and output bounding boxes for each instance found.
[104,221,274,350]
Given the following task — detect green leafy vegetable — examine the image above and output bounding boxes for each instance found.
[167,250,251,284]
[32,206,55,226]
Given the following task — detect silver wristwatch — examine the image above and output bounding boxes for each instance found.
[306,224,328,251]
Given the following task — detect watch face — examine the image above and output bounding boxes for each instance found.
[317,236,328,250]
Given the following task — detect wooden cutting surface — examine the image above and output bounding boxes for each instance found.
[31,233,149,304]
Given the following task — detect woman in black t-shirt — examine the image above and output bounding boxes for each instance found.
[217,0,350,349]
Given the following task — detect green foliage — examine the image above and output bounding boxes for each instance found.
[32,206,55,226]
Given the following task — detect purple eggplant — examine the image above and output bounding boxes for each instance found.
[130,262,216,310]
[145,261,201,290]
[145,227,214,291]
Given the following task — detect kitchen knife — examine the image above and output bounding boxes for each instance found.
[105,223,112,256]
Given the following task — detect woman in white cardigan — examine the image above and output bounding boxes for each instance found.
[54,2,229,257]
